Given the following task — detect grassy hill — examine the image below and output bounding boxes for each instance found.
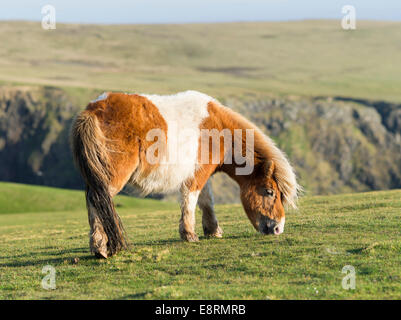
[0,182,400,299]
[0,20,401,102]
[0,182,172,214]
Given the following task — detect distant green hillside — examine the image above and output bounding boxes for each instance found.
[0,182,172,215]
[0,20,401,101]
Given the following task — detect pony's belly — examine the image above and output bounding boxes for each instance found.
[130,162,197,194]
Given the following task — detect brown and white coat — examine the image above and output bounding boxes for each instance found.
[71,90,299,258]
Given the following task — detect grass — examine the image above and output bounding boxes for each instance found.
[0,182,400,299]
[0,20,401,102]
[0,182,170,214]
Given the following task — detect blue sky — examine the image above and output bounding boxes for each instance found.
[1,1,400,24]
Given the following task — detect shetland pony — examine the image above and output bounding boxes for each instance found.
[71,91,299,258]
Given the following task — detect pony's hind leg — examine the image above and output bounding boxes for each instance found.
[87,152,140,258]
[87,196,108,258]
[86,174,133,258]
[198,180,223,238]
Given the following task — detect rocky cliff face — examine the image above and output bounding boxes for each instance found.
[0,86,81,188]
[210,96,401,202]
[209,96,401,202]
[0,86,400,202]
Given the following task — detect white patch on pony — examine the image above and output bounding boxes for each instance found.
[131,90,214,194]
[187,190,200,215]
[91,92,108,103]
[180,189,200,234]
[275,217,285,235]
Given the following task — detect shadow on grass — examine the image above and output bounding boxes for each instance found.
[119,292,150,299]
[132,238,183,246]
[220,233,255,240]
[347,247,366,255]
[1,233,258,268]
[0,247,97,267]
[0,247,88,260]
[131,232,256,246]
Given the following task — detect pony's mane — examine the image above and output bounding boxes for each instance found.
[218,104,300,209]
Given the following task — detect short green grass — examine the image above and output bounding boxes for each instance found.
[0,182,169,214]
[0,182,400,299]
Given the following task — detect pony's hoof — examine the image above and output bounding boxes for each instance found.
[94,251,108,259]
[90,233,108,259]
[204,226,223,238]
[91,242,108,258]
[181,232,199,242]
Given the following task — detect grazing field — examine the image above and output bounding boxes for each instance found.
[0,182,400,299]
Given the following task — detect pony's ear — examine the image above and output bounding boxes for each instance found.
[264,160,275,178]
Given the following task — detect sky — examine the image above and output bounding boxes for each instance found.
[1,0,400,24]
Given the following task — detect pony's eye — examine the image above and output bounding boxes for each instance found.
[265,189,275,197]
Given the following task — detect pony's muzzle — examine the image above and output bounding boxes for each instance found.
[260,218,284,235]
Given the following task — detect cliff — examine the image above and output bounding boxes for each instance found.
[0,86,400,202]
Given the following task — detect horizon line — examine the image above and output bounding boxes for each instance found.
[1,18,400,26]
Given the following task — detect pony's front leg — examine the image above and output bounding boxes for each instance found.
[179,185,200,242]
[198,180,223,238]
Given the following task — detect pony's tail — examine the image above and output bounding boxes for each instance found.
[70,110,127,258]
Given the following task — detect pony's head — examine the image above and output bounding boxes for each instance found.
[240,160,286,235]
